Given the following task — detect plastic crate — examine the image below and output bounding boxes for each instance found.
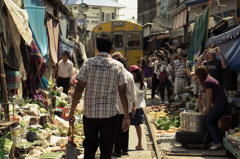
[223,138,240,159]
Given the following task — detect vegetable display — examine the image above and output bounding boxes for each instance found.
[146,104,181,132]
[154,116,180,131]
[74,121,84,136]
[0,137,13,155]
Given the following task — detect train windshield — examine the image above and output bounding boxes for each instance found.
[128,33,140,47]
[114,35,123,48]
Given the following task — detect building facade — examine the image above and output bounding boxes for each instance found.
[65,0,125,32]
[137,0,158,25]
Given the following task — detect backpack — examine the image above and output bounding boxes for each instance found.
[159,67,168,83]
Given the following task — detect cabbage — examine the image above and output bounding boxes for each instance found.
[43,123,52,130]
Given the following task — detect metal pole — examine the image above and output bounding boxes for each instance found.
[216,0,224,18]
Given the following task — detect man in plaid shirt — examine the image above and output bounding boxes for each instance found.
[69,34,130,159]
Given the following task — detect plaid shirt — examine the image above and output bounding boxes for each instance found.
[77,52,127,118]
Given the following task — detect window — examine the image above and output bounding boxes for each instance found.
[106,13,110,22]
[101,12,104,21]
[112,13,115,20]
[92,7,100,9]
[74,6,77,10]
[69,7,72,10]
[114,35,123,48]
[128,33,140,47]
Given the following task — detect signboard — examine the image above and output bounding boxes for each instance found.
[160,0,168,16]
[173,9,187,30]
[78,19,85,25]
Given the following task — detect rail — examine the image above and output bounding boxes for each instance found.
[143,109,161,159]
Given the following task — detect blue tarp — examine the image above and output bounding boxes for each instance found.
[59,35,75,59]
[185,0,208,6]
[24,0,42,6]
[206,25,240,71]
[24,0,48,58]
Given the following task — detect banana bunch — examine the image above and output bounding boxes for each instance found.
[233,131,240,137]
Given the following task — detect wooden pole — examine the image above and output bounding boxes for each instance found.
[0,37,10,122]
[0,37,8,103]
[195,4,199,22]
[237,0,240,17]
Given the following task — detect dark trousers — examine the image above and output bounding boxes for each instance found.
[114,114,129,154]
[152,73,160,99]
[83,114,119,159]
[57,77,70,95]
[160,80,171,101]
[204,100,228,144]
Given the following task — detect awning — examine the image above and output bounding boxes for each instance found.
[152,16,173,29]
[185,0,209,6]
[156,34,169,40]
[170,27,192,39]
[147,37,156,43]
[206,25,240,71]
[170,28,184,39]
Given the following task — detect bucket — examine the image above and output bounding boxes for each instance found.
[218,115,232,130]
[27,132,36,142]
[12,126,21,145]
[180,111,204,132]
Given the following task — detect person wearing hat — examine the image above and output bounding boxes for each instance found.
[112,52,136,157]
[129,65,147,150]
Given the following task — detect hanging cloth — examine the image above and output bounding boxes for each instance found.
[3,0,32,46]
[28,40,47,107]
[46,11,60,65]
[7,11,28,80]
[25,6,48,57]
[0,0,19,70]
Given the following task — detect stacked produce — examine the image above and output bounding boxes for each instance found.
[226,127,240,147]
[145,104,181,134]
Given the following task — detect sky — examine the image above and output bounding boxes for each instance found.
[117,0,138,20]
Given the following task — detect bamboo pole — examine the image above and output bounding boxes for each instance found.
[0,37,8,103]
[204,3,212,49]
[0,37,10,122]
[195,4,199,22]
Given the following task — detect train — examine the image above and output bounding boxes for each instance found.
[88,20,144,68]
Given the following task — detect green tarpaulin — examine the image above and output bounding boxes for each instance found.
[188,7,209,66]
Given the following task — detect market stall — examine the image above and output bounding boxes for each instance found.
[0,0,85,158]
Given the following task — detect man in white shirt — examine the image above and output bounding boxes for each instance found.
[112,52,136,156]
[56,51,73,95]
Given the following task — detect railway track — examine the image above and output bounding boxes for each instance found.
[143,109,234,159]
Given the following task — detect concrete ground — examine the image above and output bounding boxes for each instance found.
[95,89,156,159]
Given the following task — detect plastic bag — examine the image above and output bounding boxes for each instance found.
[25,147,42,159]
[22,104,40,116]
[18,115,30,141]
